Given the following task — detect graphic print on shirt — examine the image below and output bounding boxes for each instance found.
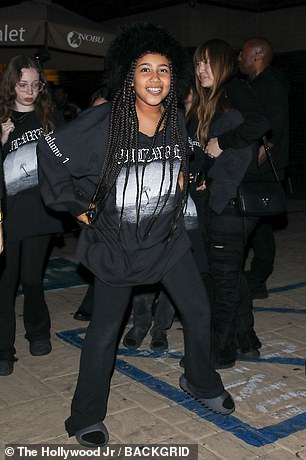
[116,144,181,223]
[4,140,40,196]
[184,195,198,230]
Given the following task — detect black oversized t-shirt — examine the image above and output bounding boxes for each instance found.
[37,102,191,285]
[2,110,62,242]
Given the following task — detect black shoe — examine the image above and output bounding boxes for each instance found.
[236,329,262,360]
[245,272,268,299]
[214,360,236,370]
[75,422,109,447]
[213,346,237,370]
[0,360,14,376]
[237,348,260,360]
[123,327,149,350]
[73,310,92,321]
[179,374,235,415]
[29,340,52,356]
[252,287,268,300]
[150,331,168,352]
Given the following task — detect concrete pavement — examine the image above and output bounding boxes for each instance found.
[0,198,306,460]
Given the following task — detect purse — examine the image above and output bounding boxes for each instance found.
[236,137,286,217]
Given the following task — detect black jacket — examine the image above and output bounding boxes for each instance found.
[189,109,260,214]
[217,78,270,150]
[37,103,191,286]
[248,66,289,180]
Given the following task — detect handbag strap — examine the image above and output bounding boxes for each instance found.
[262,136,280,183]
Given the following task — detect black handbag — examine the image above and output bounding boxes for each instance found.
[236,137,286,217]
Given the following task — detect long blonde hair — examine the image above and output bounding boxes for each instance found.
[193,39,238,147]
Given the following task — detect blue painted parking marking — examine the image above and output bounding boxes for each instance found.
[269,281,306,293]
[254,306,306,314]
[56,327,306,447]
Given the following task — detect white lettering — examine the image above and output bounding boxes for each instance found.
[67,30,105,48]
[0,25,26,43]
[44,131,64,158]
[78,32,104,44]
[118,144,182,164]
[9,128,43,152]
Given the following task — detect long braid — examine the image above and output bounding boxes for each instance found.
[94,64,137,218]
[117,66,139,233]
[144,67,188,240]
[143,105,171,237]
[139,106,169,237]
[166,77,189,242]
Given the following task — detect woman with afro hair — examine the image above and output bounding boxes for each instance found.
[37,23,235,447]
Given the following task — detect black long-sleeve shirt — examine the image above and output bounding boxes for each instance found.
[37,103,191,286]
[248,66,289,180]
[217,78,271,150]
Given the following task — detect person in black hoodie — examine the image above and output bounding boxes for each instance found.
[187,39,270,369]
[0,55,63,376]
[37,23,235,448]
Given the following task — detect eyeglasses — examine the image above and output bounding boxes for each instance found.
[15,81,45,92]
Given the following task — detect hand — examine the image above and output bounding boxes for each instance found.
[1,118,15,146]
[196,180,206,191]
[0,224,3,255]
[258,144,267,165]
[76,213,90,225]
[205,137,223,158]
[190,172,206,190]
[189,172,195,183]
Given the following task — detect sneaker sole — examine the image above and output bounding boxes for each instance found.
[179,375,235,415]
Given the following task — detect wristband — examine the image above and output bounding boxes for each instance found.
[0,210,3,223]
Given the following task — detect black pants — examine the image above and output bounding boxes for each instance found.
[0,235,51,361]
[247,181,288,284]
[248,218,275,282]
[65,249,223,436]
[200,197,258,363]
[77,282,175,334]
[128,284,175,335]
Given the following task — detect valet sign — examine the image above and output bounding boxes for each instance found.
[0,24,26,43]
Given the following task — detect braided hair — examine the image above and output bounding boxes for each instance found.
[97,23,189,240]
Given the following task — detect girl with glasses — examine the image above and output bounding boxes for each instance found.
[0,55,63,376]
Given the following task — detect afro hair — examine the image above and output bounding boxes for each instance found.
[106,22,187,93]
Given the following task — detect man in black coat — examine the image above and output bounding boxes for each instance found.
[238,37,289,299]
